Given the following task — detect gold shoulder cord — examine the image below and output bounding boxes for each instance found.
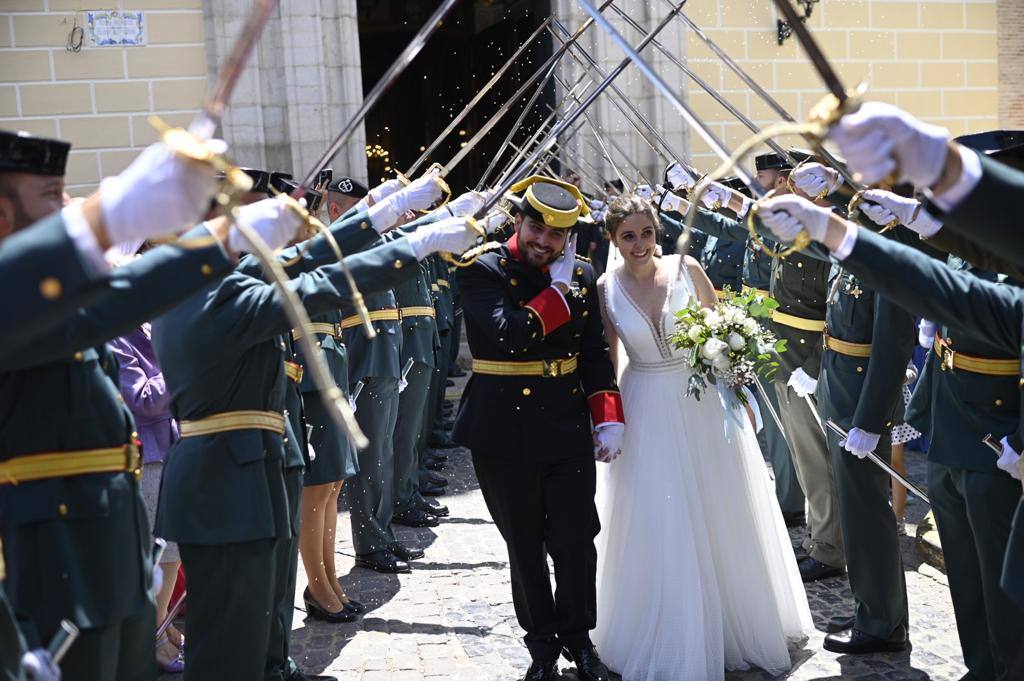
[151,115,369,449]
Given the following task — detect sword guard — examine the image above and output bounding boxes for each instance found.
[745,201,810,258]
[806,80,868,132]
[847,189,900,233]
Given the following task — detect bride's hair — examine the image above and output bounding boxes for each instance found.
[604,193,661,241]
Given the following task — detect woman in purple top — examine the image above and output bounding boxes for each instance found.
[110,322,185,673]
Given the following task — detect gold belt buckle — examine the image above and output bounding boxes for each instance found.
[127,442,142,480]
[940,346,955,372]
[333,322,342,338]
[542,359,561,378]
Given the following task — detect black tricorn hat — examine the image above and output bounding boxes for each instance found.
[328,175,369,199]
[239,167,270,193]
[317,168,333,190]
[0,130,70,176]
[720,176,751,197]
[271,174,323,213]
[506,175,589,229]
[956,130,1024,170]
[754,151,793,172]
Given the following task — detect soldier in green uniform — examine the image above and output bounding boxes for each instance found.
[658,152,845,582]
[0,138,263,681]
[758,183,1024,679]
[153,174,480,679]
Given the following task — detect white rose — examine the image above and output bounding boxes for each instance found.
[700,338,728,360]
[712,355,732,373]
[727,332,746,351]
[724,306,744,324]
[687,326,703,342]
[705,311,724,329]
[742,317,759,335]
[699,307,712,317]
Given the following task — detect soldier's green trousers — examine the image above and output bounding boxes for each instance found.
[428,331,454,444]
[266,467,302,681]
[754,378,804,515]
[394,362,432,515]
[1003,498,1024,610]
[180,538,280,680]
[929,463,1024,681]
[0,586,23,681]
[346,376,400,554]
[775,383,845,567]
[59,603,155,681]
[826,428,908,639]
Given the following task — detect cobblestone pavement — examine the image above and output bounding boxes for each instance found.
[164,386,966,681]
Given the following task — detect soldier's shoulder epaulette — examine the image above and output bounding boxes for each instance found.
[574,254,591,263]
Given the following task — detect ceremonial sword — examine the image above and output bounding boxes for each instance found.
[467,1,687,226]
[826,419,930,504]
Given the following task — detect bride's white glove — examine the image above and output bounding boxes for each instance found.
[594,423,624,463]
[840,427,880,459]
[787,367,818,398]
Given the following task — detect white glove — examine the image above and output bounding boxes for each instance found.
[439,190,488,218]
[480,210,510,234]
[227,197,304,253]
[368,178,405,204]
[398,377,408,393]
[840,427,880,459]
[736,195,753,219]
[997,437,1022,480]
[100,141,222,244]
[548,234,578,289]
[666,161,694,192]
[829,101,951,187]
[588,199,606,212]
[635,184,654,201]
[348,395,357,413]
[594,423,624,462]
[787,367,818,398]
[791,162,843,198]
[699,182,730,210]
[757,195,833,243]
[918,319,936,349]
[659,190,690,215]
[368,172,444,231]
[405,216,479,260]
[592,207,607,223]
[21,649,60,681]
[858,189,942,237]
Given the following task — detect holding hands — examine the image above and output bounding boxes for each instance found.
[595,423,624,463]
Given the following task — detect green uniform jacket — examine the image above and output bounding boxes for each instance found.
[0,226,234,643]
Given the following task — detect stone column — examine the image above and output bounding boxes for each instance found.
[203,0,368,182]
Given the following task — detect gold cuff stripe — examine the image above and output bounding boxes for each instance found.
[0,444,140,486]
[471,355,578,378]
[179,410,286,437]
[340,309,401,329]
[771,310,826,332]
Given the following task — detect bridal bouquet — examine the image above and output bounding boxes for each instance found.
[670,288,787,402]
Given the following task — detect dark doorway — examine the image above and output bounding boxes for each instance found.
[357,0,554,193]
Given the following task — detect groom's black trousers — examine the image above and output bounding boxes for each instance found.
[471,451,600,662]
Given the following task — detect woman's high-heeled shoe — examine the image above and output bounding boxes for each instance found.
[336,579,366,614]
[303,587,359,623]
[156,634,185,674]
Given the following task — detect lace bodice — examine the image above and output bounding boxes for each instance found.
[604,255,696,372]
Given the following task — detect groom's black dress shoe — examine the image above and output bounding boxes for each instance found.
[827,614,855,633]
[798,556,846,582]
[289,671,338,681]
[562,645,610,681]
[355,550,411,574]
[823,626,909,654]
[522,659,558,681]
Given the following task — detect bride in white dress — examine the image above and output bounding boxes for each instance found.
[592,195,812,680]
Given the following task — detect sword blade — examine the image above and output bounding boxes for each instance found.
[825,419,930,504]
[473,0,685,220]
[189,0,279,139]
[753,377,787,440]
[575,0,764,197]
[295,0,460,193]
[773,0,847,103]
[405,17,553,177]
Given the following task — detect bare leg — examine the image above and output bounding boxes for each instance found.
[891,443,908,526]
[155,563,182,660]
[300,482,344,612]
[324,482,350,604]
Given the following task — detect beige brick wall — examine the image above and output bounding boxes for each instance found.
[684,0,999,168]
[998,0,1024,127]
[0,0,207,196]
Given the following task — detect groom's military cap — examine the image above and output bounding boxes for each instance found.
[507,175,590,229]
[0,129,70,176]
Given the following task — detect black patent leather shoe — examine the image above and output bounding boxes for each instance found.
[355,550,411,574]
[522,659,558,681]
[425,458,446,471]
[823,626,909,654]
[393,508,440,528]
[562,645,610,681]
[827,614,855,633]
[389,543,424,562]
[799,556,846,582]
[427,452,448,463]
[289,671,338,681]
[421,481,446,497]
[427,473,448,487]
[419,501,449,517]
[331,580,366,614]
[302,587,359,623]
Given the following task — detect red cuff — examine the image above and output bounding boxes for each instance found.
[588,390,624,425]
[524,286,571,336]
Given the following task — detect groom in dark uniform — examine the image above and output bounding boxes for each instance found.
[454,176,624,681]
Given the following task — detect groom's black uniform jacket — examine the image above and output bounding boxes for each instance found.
[453,233,623,460]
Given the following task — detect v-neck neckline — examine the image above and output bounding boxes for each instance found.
[616,259,674,341]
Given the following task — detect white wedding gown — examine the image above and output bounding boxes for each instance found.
[593,255,813,681]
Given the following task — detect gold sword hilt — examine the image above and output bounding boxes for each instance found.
[847,190,900,233]
[397,163,453,214]
[745,202,811,259]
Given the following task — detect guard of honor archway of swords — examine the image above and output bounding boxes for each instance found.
[157,0,918,493]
